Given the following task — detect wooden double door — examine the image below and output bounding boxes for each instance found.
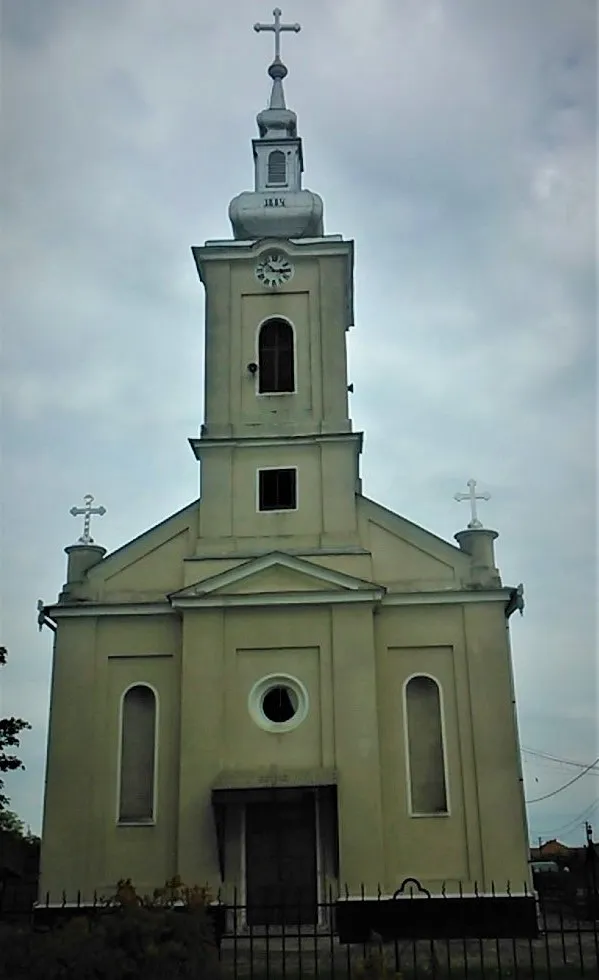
[245,793,318,926]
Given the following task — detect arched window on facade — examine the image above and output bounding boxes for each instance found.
[258,318,295,393]
[405,675,448,815]
[119,684,156,823]
[267,149,287,185]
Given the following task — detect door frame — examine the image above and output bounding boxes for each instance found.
[239,792,328,930]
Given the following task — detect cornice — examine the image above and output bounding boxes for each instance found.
[46,602,173,619]
[171,589,384,609]
[382,588,514,607]
[194,236,352,260]
[190,431,363,454]
[45,586,515,619]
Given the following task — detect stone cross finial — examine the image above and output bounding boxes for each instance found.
[70,494,106,545]
[454,479,491,529]
[254,8,301,62]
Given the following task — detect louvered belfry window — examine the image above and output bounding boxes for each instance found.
[405,676,448,815]
[119,685,156,823]
[268,149,286,185]
[258,318,294,393]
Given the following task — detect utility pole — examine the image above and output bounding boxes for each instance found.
[584,821,598,909]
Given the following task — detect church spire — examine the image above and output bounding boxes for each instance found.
[267,58,289,110]
[254,9,300,138]
[256,59,296,138]
[228,7,324,241]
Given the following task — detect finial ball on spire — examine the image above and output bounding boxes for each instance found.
[269,60,288,80]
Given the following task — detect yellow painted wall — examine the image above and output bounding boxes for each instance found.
[40,615,181,902]
[41,495,530,905]
[195,437,361,547]
[39,240,529,906]
[102,530,190,596]
[40,618,99,902]
[201,248,352,439]
[99,652,179,895]
[462,603,530,887]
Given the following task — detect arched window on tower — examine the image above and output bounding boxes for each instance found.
[119,684,156,823]
[267,149,287,185]
[258,318,295,393]
[405,675,448,815]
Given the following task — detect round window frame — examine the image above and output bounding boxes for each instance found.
[248,674,309,733]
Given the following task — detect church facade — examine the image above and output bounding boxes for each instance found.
[38,10,531,928]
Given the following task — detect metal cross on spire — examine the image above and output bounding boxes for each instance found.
[254,8,301,63]
[70,494,106,545]
[454,479,491,530]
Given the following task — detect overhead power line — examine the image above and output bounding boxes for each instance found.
[525,759,599,778]
[526,757,599,804]
[535,799,599,840]
[523,746,599,772]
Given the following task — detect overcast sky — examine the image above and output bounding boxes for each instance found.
[1,0,597,846]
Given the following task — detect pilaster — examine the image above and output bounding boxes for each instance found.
[462,604,531,890]
[331,604,385,891]
[177,609,225,890]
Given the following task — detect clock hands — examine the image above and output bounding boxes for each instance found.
[255,253,294,288]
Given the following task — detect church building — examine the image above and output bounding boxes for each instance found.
[38,9,532,932]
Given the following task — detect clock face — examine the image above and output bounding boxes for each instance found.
[255,252,294,289]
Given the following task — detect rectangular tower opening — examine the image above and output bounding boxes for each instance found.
[258,468,297,511]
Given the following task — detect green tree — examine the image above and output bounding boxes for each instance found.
[0,807,26,836]
[0,645,32,813]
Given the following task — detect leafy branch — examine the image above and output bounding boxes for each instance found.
[0,645,32,812]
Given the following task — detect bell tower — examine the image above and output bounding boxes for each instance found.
[190,8,362,554]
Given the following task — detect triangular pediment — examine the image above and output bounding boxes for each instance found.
[170,551,385,606]
[358,496,471,589]
[62,499,200,602]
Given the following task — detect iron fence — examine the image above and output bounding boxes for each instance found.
[209,884,599,978]
[0,880,598,978]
